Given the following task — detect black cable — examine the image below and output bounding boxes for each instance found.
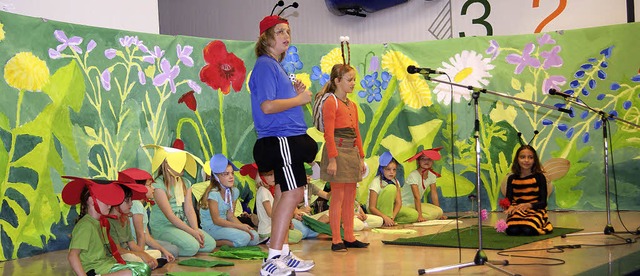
[606,118,636,234]
[444,74,462,262]
[496,247,567,266]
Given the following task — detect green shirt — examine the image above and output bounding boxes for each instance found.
[69,215,117,274]
[109,217,134,250]
[149,175,192,231]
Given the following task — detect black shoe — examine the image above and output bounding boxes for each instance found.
[156,258,168,268]
[343,239,369,248]
[331,242,347,251]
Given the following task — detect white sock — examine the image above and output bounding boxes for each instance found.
[268,248,282,260]
[282,244,290,255]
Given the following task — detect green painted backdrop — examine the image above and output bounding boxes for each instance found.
[0,11,639,261]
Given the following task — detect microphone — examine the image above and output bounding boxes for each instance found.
[278,2,299,16]
[407,65,445,75]
[548,89,576,99]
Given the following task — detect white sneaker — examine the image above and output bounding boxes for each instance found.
[281,252,315,272]
[260,256,296,276]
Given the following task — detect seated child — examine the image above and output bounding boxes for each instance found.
[199,154,260,247]
[108,182,160,269]
[247,163,304,244]
[402,147,446,221]
[62,176,150,276]
[117,168,178,263]
[145,145,216,256]
[366,152,414,225]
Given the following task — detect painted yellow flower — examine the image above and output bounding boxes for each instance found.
[381,50,416,82]
[4,52,50,91]
[295,72,312,89]
[320,47,342,74]
[399,76,432,109]
[0,21,5,41]
[432,50,494,105]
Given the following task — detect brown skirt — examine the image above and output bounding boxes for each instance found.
[320,137,362,183]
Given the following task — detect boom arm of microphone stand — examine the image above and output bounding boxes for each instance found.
[421,75,570,115]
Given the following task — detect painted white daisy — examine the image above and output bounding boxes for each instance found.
[432,50,495,105]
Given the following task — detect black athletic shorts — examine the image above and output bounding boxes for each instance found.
[253,134,318,192]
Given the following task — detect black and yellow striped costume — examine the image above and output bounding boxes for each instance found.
[505,173,553,235]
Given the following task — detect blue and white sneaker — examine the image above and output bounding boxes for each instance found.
[260,256,295,276]
[281,252,314,272]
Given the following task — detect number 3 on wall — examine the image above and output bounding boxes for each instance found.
[459,0,493,37]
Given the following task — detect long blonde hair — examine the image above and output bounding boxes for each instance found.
[255,25,286,61]
[199,174,234,210]
[155,162,186,200]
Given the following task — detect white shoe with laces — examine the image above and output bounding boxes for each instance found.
[281,252,315,272]
[260,256,296,276]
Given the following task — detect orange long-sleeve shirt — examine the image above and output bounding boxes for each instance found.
[322,95,364,159]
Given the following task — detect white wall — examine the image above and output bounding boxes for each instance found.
[2,0,159,34]
[159,0,638,44]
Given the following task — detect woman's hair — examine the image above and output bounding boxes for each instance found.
[254,25,286,60]
[511,145,544,175]
[315,64,355,102]
[199,174,228,210]
[75,186,91,223]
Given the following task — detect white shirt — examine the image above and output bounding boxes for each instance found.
[401,169,437,206]
[255,186,274,235]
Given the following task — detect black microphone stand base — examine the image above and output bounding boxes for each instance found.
[418,249,518,276]
[561,224,634,243]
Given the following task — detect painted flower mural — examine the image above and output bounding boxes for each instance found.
[4,52,50,91]
[200,40,246,95]
[432,50,495,105]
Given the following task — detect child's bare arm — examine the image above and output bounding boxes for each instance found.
[68,249,86,276]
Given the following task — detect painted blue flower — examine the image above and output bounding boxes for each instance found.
[610,83,620,90]
[380,71,391,90]
[310,66,329,86]
[623,101,632,110]
[582,132,590,143]
[281,46,303,75]
[358,72,382,103]
[631,75,640,82]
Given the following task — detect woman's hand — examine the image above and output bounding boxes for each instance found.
[327,158,337,176]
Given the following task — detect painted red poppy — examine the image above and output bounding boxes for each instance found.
[178,91,197,111]
[199,40,246,94]
[499,198,511,210]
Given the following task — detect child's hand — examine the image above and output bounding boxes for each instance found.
[416,215,427,222]
[140,252,158,269]
[161,249,175,262]
[191,229,205,248]
[382,216,396,226]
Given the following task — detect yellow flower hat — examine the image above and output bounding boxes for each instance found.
[143,144,204,177]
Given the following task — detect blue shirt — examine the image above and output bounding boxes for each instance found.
[200,186,239,231]
[249,55,308,138]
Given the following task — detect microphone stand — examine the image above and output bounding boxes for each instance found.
[415,73,570,276]
[558,96,638,243]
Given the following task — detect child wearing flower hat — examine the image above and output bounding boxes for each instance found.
[199,154,260,247]
[401,147,446,222]
[366,152,415,226]
[117,168,178,264]
[62,177,150,276]
[145,145,216,256]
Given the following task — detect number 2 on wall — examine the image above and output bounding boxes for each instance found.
[459,0,493,37]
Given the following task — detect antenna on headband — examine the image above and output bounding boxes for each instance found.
[516,130,539,146]
[270,1,285,16]
[340,36,351,65]
[528,130,539,145]
[278,2,299,16]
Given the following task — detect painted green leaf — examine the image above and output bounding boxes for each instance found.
[551,138,589,208]
[438,166,474,197]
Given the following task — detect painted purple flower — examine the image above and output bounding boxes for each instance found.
[480,209,488,221]
[187,80,202,94]
[143,46,165,64]
[104,48,117,59]
[486,40,500,60]
[153,58,180,93]
[177,44,194,67]
[54,30,83,54]
[495,219,508,233]
[119,35,140,48]
[101,69,111,91]
[540,46,563,69]
[368,55,380,72]
[48,48,61,59]
[506,43,540,74]
[86,40,97,53]
[537,33,556,46]
[542,75,566,95]
[137,68,146,85]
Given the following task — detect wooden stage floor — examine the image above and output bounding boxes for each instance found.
[2,211,639,275]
